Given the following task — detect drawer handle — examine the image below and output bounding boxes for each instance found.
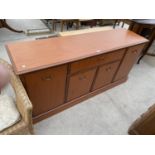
[79,76,87,80]
[106,67,111,71]
[42,75,52,81]
[132,50,138,54]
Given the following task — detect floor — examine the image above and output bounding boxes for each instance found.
[1,19,155,135]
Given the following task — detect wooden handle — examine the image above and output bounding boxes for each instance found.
[132,50,138,54]
[106,67,111,71]
[42,75,52,81]
[79,76,86,80]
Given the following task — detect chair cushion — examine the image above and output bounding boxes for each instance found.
[0,94,20,132]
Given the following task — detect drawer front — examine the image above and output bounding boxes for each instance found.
[24,65,67,117]
[70,49,125,74]
[97,49,125,65]
[93,61,120,90]
[114,44,145,81]
[67,68,96,101]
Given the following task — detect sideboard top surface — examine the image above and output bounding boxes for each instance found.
[6,29,148,75]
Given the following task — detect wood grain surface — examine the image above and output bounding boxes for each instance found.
[6,29,148,75]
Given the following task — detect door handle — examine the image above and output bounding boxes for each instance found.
[132,49,138,54]
[106,67,112,72]
[79,76,87,81]
[42,75,52,81]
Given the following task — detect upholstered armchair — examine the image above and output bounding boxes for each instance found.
[0,59,33,135]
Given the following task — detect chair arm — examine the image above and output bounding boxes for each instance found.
[0,59,33,126]
[11,72,33,125]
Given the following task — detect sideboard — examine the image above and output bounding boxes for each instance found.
[6,29,148,123]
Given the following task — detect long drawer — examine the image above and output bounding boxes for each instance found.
[70,49,125,74]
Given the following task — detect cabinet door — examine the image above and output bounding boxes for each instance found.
[24,65,67,117]
[92,61,120,90]
[67,69,96,101]
[114,44,145,81]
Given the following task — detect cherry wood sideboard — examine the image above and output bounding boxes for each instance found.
[6,29,148,123]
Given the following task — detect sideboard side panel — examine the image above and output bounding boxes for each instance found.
[113,44,145,81]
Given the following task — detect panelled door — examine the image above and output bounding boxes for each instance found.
[67,69,96,101]
[24,65,67,117]
[93,61,120,90]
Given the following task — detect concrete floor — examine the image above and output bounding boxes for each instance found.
[1,19,155,135]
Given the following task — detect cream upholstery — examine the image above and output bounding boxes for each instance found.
[0,94,20,132]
